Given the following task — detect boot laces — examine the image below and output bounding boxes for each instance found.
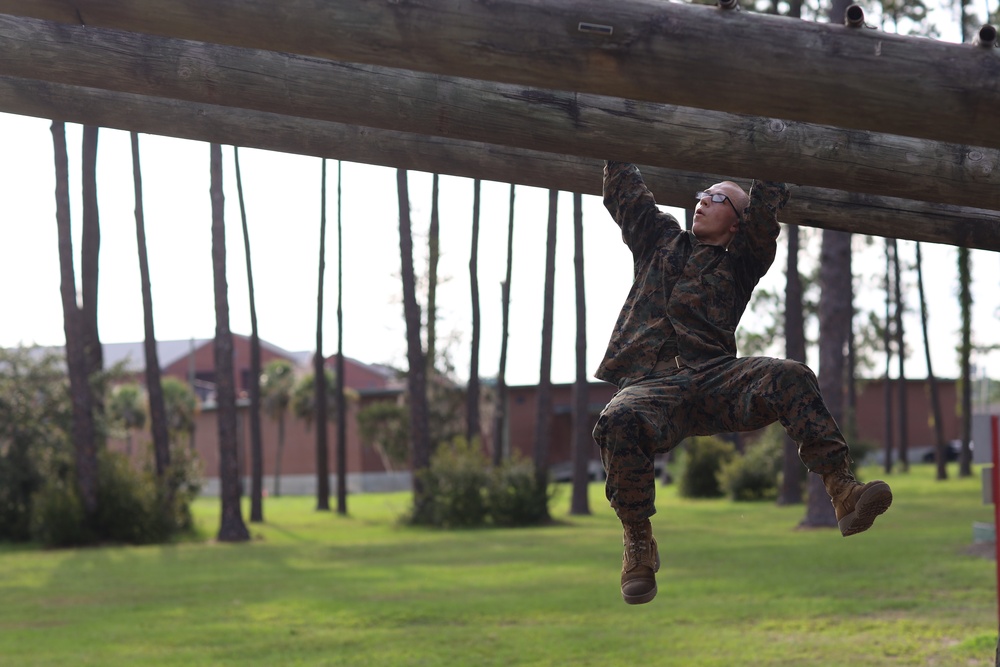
[623,523,652,564]
[834,468,856,483]
[827,468,857,493]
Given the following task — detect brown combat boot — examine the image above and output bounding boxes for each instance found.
[621,518,660,605]
[822,468,893,537]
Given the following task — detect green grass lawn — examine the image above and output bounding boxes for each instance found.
[1,464,997,666]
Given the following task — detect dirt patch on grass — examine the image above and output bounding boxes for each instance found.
[963,542,996,560]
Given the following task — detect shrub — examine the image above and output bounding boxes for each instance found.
[29,446,202,548]
[486,454,549,527]
[718,435,783,501]
[411,437,489,528]
[409,438,551,528]
[679,436,736,498]
[0,347,73,542]
[30,477,90,547]
[160,442,203,533]
[96,449,184,545]
[0,447,47,542]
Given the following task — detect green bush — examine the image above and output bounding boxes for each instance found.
[679,436,736,498]
[486,454,549,527]
[94,450,170,544]
[0,447,48,542]
[0,347,73,542]
[28,446,202,548]
[0,348,202,547]
[412,437,489,528]
[718,436,783,501]
[161,442,204,533]
[30,477,90,547]
[410,438,550,528]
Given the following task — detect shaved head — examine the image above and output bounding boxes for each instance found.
[714,181,749,220]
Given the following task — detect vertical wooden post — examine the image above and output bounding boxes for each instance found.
[992,414,1000,630]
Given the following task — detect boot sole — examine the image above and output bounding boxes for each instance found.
[623,584,658,605]
[839,482,893,537]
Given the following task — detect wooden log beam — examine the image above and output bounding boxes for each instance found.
[0,15,996,211]
[3,76,997,252]
[0,1,996,149]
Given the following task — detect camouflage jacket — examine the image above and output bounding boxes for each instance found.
[596,161,790,386]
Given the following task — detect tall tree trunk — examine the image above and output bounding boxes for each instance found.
[843,231,857,443]
[777,0,806,506]
[427,173,440,374]
[492,184,515,466]
[845,318,858,441]
[958,246,973,477]
[274,415,285,496]
[891,238,909,471]
[130,132,170,481]
[915,242,948,480]
[466,179,482,444]
[883,238,895,474]
[801,228,851,529]
[80,125,103,399]
[335,160,348,515]
[234,146,264,523]
[959,0,973,43]
[779,223,806,505]
[315,159,330,510]
[210,142,249,542]
[533,189,558,518]
[845,238,856,441]
[398,169,432,512]
[570,192,591,516]
[957,0,974,482]
[51,120,99,518]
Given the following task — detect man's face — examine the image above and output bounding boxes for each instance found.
[691,182,743,247]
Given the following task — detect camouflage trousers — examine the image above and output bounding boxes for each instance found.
[592,356,850,524]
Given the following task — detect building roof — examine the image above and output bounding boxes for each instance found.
[20,336,311,374]
[13,338,401,392]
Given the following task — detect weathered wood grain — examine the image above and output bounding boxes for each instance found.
[3,75,996,251]
[0,0,995,148]
[0,14,995,210]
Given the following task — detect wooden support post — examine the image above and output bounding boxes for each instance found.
[0,14,996,210]
[993,415,1000,632]
[3,75,998,251]
[0,0,996,148]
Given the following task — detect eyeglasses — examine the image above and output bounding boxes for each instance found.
[695,191,742,221]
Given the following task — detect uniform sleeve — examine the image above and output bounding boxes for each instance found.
[728,180,789,283]
[603,161,681,260]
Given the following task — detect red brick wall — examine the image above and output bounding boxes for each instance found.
[188,396,391,478]
[503,382,616,467]
[854,378,960,448]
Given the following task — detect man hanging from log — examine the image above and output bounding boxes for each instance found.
[593,161,893,605]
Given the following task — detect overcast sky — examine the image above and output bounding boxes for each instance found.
[1,114,998,389]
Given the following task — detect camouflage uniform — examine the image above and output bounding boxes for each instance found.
[593,161,849,524]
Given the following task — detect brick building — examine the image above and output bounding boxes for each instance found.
[100,334,972,494]
[104,336,411,495]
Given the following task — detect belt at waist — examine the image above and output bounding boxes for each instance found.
[652,355,684,372]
